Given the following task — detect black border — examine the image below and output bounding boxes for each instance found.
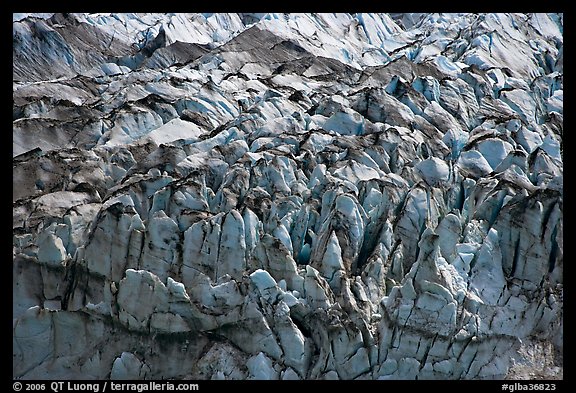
[9,5,569,388]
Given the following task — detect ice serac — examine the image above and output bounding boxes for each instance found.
[13,12,562,380]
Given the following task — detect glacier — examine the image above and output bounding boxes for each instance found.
[13,12,562,380]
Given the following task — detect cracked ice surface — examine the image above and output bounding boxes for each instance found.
[13,12,562,380]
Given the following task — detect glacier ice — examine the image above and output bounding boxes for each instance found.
[13,12,562,380]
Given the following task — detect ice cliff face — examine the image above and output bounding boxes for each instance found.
[13,13,562,380]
